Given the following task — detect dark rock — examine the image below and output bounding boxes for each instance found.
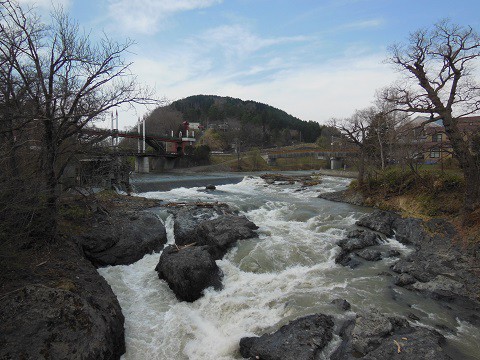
[392,217,427,246]
[260,173,320,187]
[195,215,258,259]
[356,210,400,237]
[356,248,382,261]
[155,245,222,302]
[395,273,417,287]
[362,328,451,360]
[75,211,167,267]
[331,309,452,360]
[0,241,125,360]
[392,251,459,283]
[330,318,356,360]
[239,314,334,360]
[350,310,394,355]
[338,229,382,252]
[335,250,361,268]
[385,249,401,258]
[411,275,468,301]
[318,189,365,206]
[331,298,351,311]
[173,205,231,246]
[205,184,216,190]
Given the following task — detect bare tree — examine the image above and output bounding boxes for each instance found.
[382,20,480,214]
[336,108,374,187]
[0,1,156,241]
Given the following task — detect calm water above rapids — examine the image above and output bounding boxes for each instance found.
[99,172,480,360]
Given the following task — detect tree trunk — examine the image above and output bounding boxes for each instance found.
[440,114,480,214]
[43,118,59,242]
[463,156,480,215]
[357,153,366,188]
[377,129,385,170]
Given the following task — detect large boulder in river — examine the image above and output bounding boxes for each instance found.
[338,229,382,252]
[155,245,222,302]
[335,229,382,267]
[0,240,125,360]
[195,215,259,259]
[239,314,334,360]
[75,211,167,267]
[171,204,258,258]
[172,205,232,246]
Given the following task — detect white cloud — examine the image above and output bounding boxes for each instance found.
[339,18,384,30]
[107,0,222,34]
[199,24,309,60]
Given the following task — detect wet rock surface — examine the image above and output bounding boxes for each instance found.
[356,210,400,237]
[331,298,352,311]
[171,204,234,246]
[195,214,259,259]
[239,314,334,360]
[171,203,258,257]
[75,210,167,267]
[331,309,452,360]
[356,248,382,261]
[335,229,383,267]
[155,245,222,302]
[0,240,125,360]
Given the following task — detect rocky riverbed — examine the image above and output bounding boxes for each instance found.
[2,178,479,359]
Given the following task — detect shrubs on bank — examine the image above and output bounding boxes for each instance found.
[350,167,465,216]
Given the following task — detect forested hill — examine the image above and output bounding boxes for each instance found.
[146,95,322,145]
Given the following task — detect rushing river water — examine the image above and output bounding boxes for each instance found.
[99,172,480,360]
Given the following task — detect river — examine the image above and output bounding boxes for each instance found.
[99,172,480,359]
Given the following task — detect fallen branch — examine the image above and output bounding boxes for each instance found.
[393,339,402,353]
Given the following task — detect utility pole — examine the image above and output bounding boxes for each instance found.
[137,118,141,153]
[142,117,146,153]
[111,112,114,147]
[115,110,119,146]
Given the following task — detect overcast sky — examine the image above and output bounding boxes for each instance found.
[18,0,480,129]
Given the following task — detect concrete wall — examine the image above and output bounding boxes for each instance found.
[135,157,150,173]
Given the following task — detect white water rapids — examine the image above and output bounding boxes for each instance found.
[99,174,480,359]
